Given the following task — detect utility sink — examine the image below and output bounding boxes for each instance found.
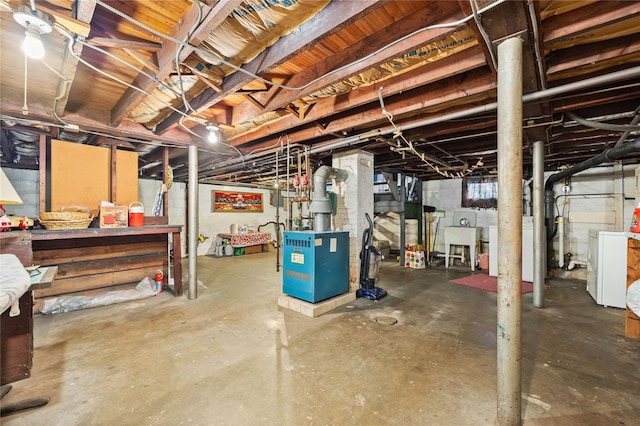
[444,226,481,271]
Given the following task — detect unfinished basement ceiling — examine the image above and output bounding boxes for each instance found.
[1,0,639,184]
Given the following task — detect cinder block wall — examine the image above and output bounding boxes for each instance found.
[332,150,374,291]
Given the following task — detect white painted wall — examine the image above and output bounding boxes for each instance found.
[422,163,638,268]
[2,169,282,258]
[5,161,637,266]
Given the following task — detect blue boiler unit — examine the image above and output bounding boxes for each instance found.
[282,231,349,303]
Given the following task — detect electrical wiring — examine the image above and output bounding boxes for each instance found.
[177,115,242,158]
[7,0,511,137]
[247,134,290,156]
[378,86,483,178]
[470,0,498,72]
[566,111,640,132]
[12,40,242,161]
[38,46,73,125]
[174,0,206,120]
[613,104,640,148]
[53,24,208,127]
[94,0,509,93]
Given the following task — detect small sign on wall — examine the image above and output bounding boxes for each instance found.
[212,190,263,212]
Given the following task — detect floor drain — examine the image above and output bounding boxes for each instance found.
[374,315,398,325]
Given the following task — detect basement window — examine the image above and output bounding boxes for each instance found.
[462,176,498,209]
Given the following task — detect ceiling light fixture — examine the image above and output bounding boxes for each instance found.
[206,123,220,144]
[13,4,52,60]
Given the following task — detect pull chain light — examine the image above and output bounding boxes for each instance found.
[22,51,28,115]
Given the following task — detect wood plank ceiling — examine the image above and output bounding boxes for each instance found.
[1,0,639,185]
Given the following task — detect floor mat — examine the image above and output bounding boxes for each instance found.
[450,274,533,294]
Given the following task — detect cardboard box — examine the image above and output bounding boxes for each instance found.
[244,244,264,255]
[405,250,425,269]
[100,205,128,228]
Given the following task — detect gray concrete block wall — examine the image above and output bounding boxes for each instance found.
[333,150,374,291]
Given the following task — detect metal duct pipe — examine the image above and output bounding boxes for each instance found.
[310,165,337,232]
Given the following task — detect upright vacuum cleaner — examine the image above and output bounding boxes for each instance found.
[357,213,387,300]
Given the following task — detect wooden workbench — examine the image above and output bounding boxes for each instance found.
[31,225,183,307]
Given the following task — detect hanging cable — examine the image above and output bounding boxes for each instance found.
[22,50,28,115]
[470,0,498,71]
[565,111,640,132]
[613,104,640,148]
[377,86,483,178]
[174,0,206,119]
[54,25,208,127]
[247,133,290,156]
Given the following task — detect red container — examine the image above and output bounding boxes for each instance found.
[630,204,640,233]
[129,201,144,227]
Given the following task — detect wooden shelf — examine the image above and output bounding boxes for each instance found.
[31,226,183,307]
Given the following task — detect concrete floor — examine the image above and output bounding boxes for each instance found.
[2,252,639,425]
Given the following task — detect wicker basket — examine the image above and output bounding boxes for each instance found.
[38,217,93,230]
[39,211,91,221]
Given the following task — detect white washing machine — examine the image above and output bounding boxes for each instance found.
[489,216,534,282]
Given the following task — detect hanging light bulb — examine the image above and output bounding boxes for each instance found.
[23,26,45,59]
[13,4,52,60]
[206,124,220,144]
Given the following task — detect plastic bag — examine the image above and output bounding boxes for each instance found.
[628,279,640,317]
[41,277,157,315]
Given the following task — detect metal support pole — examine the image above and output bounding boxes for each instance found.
[188,145,198,300]
[533,140,545,308]
[497,37,523,425]
[399,174,406,266]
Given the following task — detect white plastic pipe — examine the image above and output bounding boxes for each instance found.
[557,216,565,269]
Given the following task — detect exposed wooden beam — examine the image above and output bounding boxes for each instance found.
[110,1,241,125]
[122,48,159,74]
[547,35,640,80]
[154,0,391,134]
[544,1,640,46]
[256,5,464,114]
[36,3,92,37]
[86,37,162,51]
[1,99,205,148]
[53,0,96,118]
[230,69,498,154]
[226,47,487,145]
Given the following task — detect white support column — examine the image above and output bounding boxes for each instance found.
[497,37,523,426]
[188,145,198,300]
[332,150,374,291]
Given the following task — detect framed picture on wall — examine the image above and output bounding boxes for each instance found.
[213,190,263,212]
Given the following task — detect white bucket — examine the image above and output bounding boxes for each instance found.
[230,223,238,234]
